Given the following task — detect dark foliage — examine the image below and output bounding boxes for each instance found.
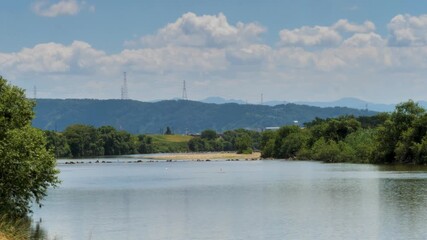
[261,100,427,164]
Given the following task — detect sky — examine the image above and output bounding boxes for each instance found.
[2,0,427,104]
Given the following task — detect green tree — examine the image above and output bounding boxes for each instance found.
[44,130,71,158]
[0,77,59,217]
[188,137,207,152]
[356,113,389,128]
[201,129,218,140]
[211,138,225,151]
[374,100,425,163]
[317,117,361,142]
[98,126,137,155]
[310,138,355,163]
[137,135,154,153]
[63,124,104,157]
[164,126,172,135]
[277,131,309,159]
[272,126,302,157]
[261,138,275,158]
[260,130,276,158]
[223,128,261,151]
[344,129,376,163]
[394,113,427,163]
[235,135,253,154]
[412,136,427,164]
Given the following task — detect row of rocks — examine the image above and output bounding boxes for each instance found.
[226,158,261,161]
[63,158,262,165]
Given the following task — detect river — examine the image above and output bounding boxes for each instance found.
[32,159,427,240]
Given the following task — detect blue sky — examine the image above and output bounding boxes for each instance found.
[2,0,427,103]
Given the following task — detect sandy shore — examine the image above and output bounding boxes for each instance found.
[146,152,261,161]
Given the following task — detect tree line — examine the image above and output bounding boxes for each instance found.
[188,129,261,154]
[44,125,263,158]
[260,100,427,164]
[46,100,427,164]
[45,125,147,158]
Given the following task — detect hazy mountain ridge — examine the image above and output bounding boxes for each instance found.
[201,96,427,112]
[33,99,376,134]
[201,97,287,106]
[295,97,396,112]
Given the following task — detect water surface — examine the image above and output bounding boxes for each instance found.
[32,160,427,240]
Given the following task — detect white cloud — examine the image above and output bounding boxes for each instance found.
[225,44,272,67]
[32,0,94,17]
[279,19,376,47]
[125,12,265,48]
[388,14,427,46]
[0,41,105,73]
[5,13,427,102]
[279,26,342,47]
[109,47,227,73]
[342,32,385,47]
[333,19,375,33]
[0,41,228,76]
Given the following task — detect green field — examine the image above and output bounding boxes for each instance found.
[149,134,193,143]
[147,134,194,153]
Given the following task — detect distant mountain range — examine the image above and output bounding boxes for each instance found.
[201,97,287,106]
[295,98,396,112]
[33,99,375,134]
[201,96,427,112]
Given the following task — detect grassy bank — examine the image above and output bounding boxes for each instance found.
[0,216,49,240]
[0,217,29,240]
[148,134,193,153]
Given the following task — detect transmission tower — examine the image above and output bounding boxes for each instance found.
[121,72,128,100]
[182,80,188,100]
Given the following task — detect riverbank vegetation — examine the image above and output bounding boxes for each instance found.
[44,125,194,158]
[260,100,427,164]
[0,216,28,240]
[0,77,59,239]
[0,216,47,240]
[44,126,263,158]
[45,100,427,165]
[188,129,261,154]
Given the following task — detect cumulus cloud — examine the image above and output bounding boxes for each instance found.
[279,19,376,47]
[279,26,342,47]
[110,47,227,73]
[342,32,385,47]
[0,41,229,76]
[125,12,265,48]
[388,14,427,46]
[333,19,375,33]
[32,0,94,17]
[5,12,427,102]
[225,44,272,67]
[0,41,105,73]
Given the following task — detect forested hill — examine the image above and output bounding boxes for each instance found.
[33,99,376,134]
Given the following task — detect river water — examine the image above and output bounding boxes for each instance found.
[32,159,427,240]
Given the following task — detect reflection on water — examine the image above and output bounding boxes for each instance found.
[30,221,48,240]
[378,164,427,172]
[32,160,427,240]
